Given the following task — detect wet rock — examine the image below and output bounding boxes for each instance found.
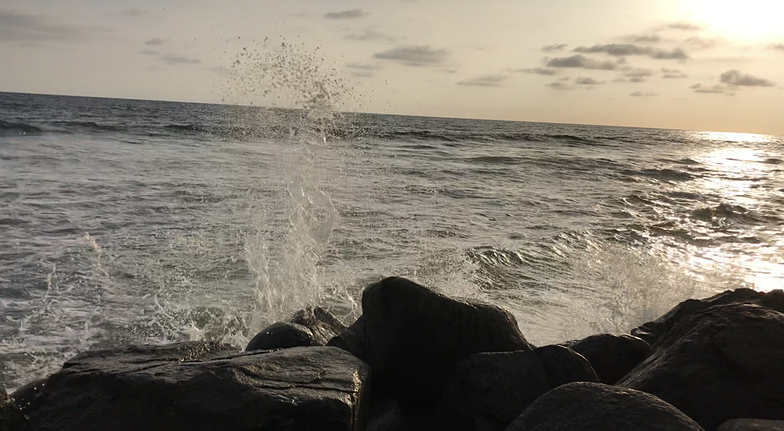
[562,333,652,384]
[23,342,370,431]
[505,382,704,431]
[718,419,784,431]
[10,378,47,413]
[435,345,599,431]
[366,398,435,431]
[333,276,533,408]
[619,303,784,431]
[631,288,783,345]
[245,321,316,351]
[1,388,26,431]
[291,306,348,345]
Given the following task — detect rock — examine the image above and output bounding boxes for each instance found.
[10,378,47,413]
[435,345,599,431]
[505,382,704,431]
[333,277,533,408]
[562,333,652,384]
[1,388,27,431]
[366,398,435,431]
[619,303,784,431]
[718,419,784,431]
[291,306,348,345]
[23,342,370,431]
[245,321,316,351]
[631,288,783,345]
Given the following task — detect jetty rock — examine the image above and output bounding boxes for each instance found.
[505,382,704,431]
[17,342,370,431]
[329,276,534,408]
[1,387,26,431]
[246,306,348,351]
[631,288,784,346]
[433,345,599,431]
[561,333,652,384]
[619,303,784,431]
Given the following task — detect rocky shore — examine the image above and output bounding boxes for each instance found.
[2,276,783,431]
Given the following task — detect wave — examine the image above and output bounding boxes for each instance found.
[621,168,695,182]
[0,120,42,136]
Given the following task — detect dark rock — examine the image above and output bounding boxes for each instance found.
[631,288,783,345]
[718,419,784,431]
[291,306,348,346]
[10,378,47,413]
[366,398,435,431]
[562,333,652,384]
[23,342,370,431]
[435,345,599,431]
[619,303,784,431]
[1,388,27,431]
[334,277,533,408]
[505,382,704,431]
[245,321,316,351]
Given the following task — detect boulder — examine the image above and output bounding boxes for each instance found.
[331,277,533,408]
[365,398,436,431]
[434,345,599,431]
[291,306,348,345]
[619,303,784,431]
[23,342,371,431]
[1,388,26,431]
[718,419,784,431]
[631,288,783,345]
[562,333,652,384]
[245,321,316,351]
[505,382,704,431]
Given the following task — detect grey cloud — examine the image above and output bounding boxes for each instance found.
[770,43,784,51]
[144,38,166,46]
[160,55,201,65]
[457,75,509,87]
[630,91,658,97]
[546,55,622,70]
[684,37,718,50]
[0,10,104,42]
[661,22,702,31]
[616,68,655,83]
[661,68,687,79]
[691,83,734,95]
[346,28,394,42]
[514,67,558,75]
[629,35,661,43]
[575,77,602,85]
[346,62,381,77]
[324,9,367,19]
[720,70,774,87]
[574,44,688,60]
[545,81,573,90]
[120,9,147,17]
[373,46,449,66]
[542,44,568,52]
[140,49,159,56]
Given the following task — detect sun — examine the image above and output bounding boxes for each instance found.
[680,0,784,42]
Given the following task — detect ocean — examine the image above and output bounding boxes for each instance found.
[1,90,783,391]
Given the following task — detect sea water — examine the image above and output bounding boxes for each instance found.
[1,48,783,391]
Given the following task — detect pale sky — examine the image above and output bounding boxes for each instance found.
[3,0,784,134]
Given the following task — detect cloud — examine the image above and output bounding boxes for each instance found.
[720,70,775,87]
[630,91,658,97]
[159,54,200,65]
[542,44,568,52]
[661,68,688,79]
[324,9,367,19]
[0,10,105,42]
[659,22,702,32]
[457,75,509,87]
[119,9,147,17]
[373,46,449,66]
[616,68,655,83]
[545,81,573,90]
[574,44,688,60]
[684,37,718,50]
[144,38,166,46]
[546,54,623,70]
[770,43,784,51]
[691,83,735,95]
[513,67,558,75]
[346,62,382,77]
[622,34,662,44]
[345,28,394,42]
[575,77,603,85]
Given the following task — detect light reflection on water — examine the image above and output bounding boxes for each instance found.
[677,134,784,292]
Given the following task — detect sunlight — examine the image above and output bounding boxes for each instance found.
[694,131,774,144]
[683,0,784,41]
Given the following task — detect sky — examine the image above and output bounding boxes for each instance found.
[3,0,784,135]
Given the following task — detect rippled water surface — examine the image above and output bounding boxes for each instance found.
[1,92,783,390]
